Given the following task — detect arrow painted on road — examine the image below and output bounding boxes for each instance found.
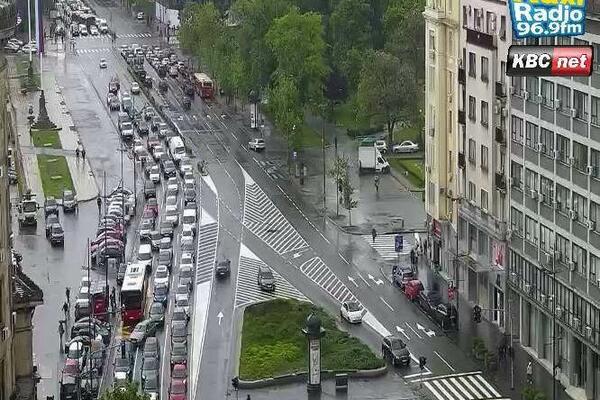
[367,273,384,286]
[292,252,302,259]
[396,326,410,340]
[417,323,435,337]
[217,311,223,325]
[348,276,358,287]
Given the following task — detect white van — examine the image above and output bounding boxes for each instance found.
[137,244,152,261]
[182,208,196,234]
[168,136,186,163]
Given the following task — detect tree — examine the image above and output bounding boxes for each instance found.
[179,3,223,72]
[328,155,357,222]
[384,0,425,78]
[357,51,416,145]
[100,383,148,400]
[266,8,328,108]
[268,76,303,167]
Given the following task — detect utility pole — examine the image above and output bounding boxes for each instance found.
[321,119,326,211]
[335,136,339,217]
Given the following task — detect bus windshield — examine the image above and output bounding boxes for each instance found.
[121,291,141,309]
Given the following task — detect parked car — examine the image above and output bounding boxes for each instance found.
[248,138,265,152]
[178,266,194,290]
[45,196,59,217]
[170,321,188,347]
[99,58,107,69]
[62,189,78,212]
[131,82,140,94]
[49,223,65,246]
[392,265,415,289]
[392,140,419,153]
[170,342,188,369]
[340,301,364,323]
[215,259,230,278]
[113,357,132,384]
[143,337,160,361]
[129,319,159,346]
[375,140,388,154]
[154,265,170,287]
[144,181,157,199]
[148,166,161,183]
[153,283,168,305]
[402,279,424,301]
[381,335,410,367]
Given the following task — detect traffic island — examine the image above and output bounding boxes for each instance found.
[237,299,386,388]
[37,154,74,198]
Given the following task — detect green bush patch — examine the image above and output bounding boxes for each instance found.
[37,154,74,198]
[239,299,384,381]
[389,158,425,189]
[31,130,62,149]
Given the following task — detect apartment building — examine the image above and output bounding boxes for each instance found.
[506,4,600,399]
[423,0,460,299]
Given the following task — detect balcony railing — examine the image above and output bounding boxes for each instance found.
[495,127,506,145]
[495,81,506,98]
[458,110,466,125]
[466,28,496,50]
[458,152,466,169]
[458,67,466,84]
[495,172,507,192]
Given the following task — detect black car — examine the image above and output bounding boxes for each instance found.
[381,335,410,367]
[44,196,59,217]
[183,188,196,204]
[151,116,162,131]
[162,160,177,178]
[215,259,231,278]
[143,181,156,199]
[159,221,174,238]
[45,214,59,237]
[137,120,149,135]
[417,290,443,313]
[49,223,65,246]
[172,307,189,325]
[62,189,78,213]
[158,249,172,268]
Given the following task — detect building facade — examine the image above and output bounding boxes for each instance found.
[424,0,460,298]
[507,5,600,400]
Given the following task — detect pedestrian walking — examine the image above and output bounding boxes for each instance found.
[371,228,377,243]
[374,175,380,193]
[246,396,251,400]
[62,301,69,319]
[81,148,86,160]
[75,148,80,159]
[58,321,65,350]
[526,361,533,384]
[97,197,102,214]
[410,249,416,266]
[65,286,70,305]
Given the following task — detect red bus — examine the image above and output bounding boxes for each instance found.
[89,281,108,321]
[120,262,150,325]
[193,73,214,99]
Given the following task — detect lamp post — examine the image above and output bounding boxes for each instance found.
[302,313,326,392]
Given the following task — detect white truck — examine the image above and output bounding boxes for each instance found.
[358,139,390,173]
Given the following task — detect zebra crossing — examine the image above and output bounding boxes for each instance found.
[361,234,414,261]
[300,257,358,304]
[243,171,308,255]
[196,216,218,284]
[413,372,507,400]
[256,160,285,180]
[76,47,110,54]
[234,244,309,308]
[117,32,153,38]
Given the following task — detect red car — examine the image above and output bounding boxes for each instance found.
[144,198,159,217]
[171,364,187,383]
[91,238,124,253]
[142,208,156,222]
[94,228,124,241]
[169,379,187,400]
[403,279,424,301]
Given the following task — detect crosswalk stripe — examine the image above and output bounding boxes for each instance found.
[196,223,217,284]
[441,379,465,400]
[474,374,499,397]
[424,382,446,400]
[454,377,475,399]
[299,257,358,305]
[416,372,503,400]
[361,234,414,261]
[467,375,490,398]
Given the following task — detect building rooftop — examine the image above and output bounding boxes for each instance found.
[12,266,43,307]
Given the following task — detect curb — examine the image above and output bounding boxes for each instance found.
[238,366,388,389]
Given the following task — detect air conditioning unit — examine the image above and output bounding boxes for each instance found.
[570,209,578,220]
[536,142,545,153]
[509,86,515,95]
[506,229,513,240]
[588,220,596,231]
[569,260,577,271]
[530,189,538,199]
[548,295,554,307]
[571,108,578,118]
[535,94,543,103]
[556,306,564,318]
[586,326,593,338]
[524,91,530,100]
[587,165,596,176]
[501,107,508,117]
[573,317,581,330]
[554,99,561,109]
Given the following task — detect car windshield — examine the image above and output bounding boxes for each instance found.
[114,358,129,372]
[173,310,186,320]
[177,298,189,307]
[64,192,74,201]
[142,358,158,371]
[150,166,159,174]
[134,321,148,332]
[47,215,59,224]
[390,338,404,350]
[346,302,361,312]
[156,268,168,279]
[180,268,192,278]
[164,161,175,169]
[167,197,177,206]
[262,271,273,279]
[150,303,163,313]
[171,382,186,394]
[159,252,170,261]
[46,198,57,206]
[155,286,167,295]
[181,256,192,264]
[172,344,186,356]
[172,366,186,379]
[122,122,132,129]
[144,377,158,391]
[52,225,63,234]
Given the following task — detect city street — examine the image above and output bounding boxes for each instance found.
[14,2,513,400]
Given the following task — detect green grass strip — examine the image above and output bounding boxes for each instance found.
[37,154,74,198]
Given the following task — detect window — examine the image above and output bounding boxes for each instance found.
[481,189,489,211]
[556,234,569,262]
[572,142,588,171]
[539,37,554,46]
[481,101,489,127]
[511,116,523,143]
[511,161,523,188]
[573,90,588,120]
[591,149,600,179]
[486,12,496,34]
[525,77,538,98]
[540,79,554,108]
[540,176,554,204]
[448,31,454,56]
[511,207,523,236]
[474,8,483,30]
[557,36,571,46]
[478,230,488,258]
[468,139,476,162]
[429,30,436,52]
[462,6,468,27]
[540,224,553,251]
[512,76,523,96]
[539,128,554,157]
[591,255,599,284]
[556,84,571,112]
[468,96,476,120]
[572,244,586,276]
[481,145,488,170]
[525,216,538,244]
[481,56,489,82]
[556,135,570,164]
[592,96,600,126]
[468,224,477,253]
[591,201,600,227]
[525,168,538,191]
[555,184,569,213]
[573,192,587,220]
[468,181,476,202]
[469,52,476,77]
[525,122,538,148]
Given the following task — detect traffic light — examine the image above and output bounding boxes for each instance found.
[419,356,427,370]
[473,305,482,323]
[231,376,239,391]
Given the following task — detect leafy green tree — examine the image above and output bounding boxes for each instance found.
[384,0,425,78]
[329,0,373,88]
[268,76,303,165]
[179,2,223,71]
[100,383,147,400]
[266,8,328,108]
[357,50,416,145]
[328,155,356,222]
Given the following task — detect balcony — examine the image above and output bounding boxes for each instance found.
[495,81,506,98]
[458,152,466,169]
[495,172,507,193]
[459,200,508,239]
[495,127,506,145]
[458,67,466,84]
[458,110,466,125]
[466,28,496,50]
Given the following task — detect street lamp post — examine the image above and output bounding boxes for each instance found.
[302,313,326,392]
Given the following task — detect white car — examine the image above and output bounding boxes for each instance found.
[392,140,419,153]
[165,195,178,213]
[165,209,179,226]
[375,140,388,154]
[148,166,161,183]
[340,301,364,323]
[166,177,178,194]
[152,145,165,161]
[175,294,189,314]
[21,43,37,54]
[90,25,99,35]
[133,139,144,154]
[248,138,265,152]
[180,252,194,270]
[183,173,194,187]
[181,228,194,247]
[79,24,88,36]
[131,82,140,94]
[99,58,107,69]
[153,265,170,287]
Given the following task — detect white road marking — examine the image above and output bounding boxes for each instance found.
[379,296,394,311]
[395,326,410,340]
[423,382,445,400]
[348,276,358,287]
[403,371,432,379]
[412,371,503,400]
[406,322,422,339]
[434,351,456,372]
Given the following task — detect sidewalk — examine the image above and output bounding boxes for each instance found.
[7,57,98,202]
